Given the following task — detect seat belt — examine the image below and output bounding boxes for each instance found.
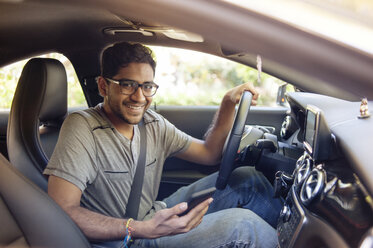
[125,119,147,219]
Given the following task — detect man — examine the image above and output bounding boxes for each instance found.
[44,42,281,247]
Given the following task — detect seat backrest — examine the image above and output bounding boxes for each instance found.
[0,153,91,247]
[7,58,68,191]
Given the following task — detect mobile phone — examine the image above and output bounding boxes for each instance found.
[179,187,216,216]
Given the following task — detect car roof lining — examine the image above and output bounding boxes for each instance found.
[1,0,373,102]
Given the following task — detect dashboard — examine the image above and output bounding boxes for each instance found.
[275,92,373,248]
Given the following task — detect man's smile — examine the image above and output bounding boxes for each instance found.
[123,102,147,115]
[125,104,145,110]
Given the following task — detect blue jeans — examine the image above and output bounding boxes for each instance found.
[93,167,282,248]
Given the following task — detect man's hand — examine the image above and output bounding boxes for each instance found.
[133,198,213,239]
[224,82,259,106]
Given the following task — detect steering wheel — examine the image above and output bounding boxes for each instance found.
[215,91,253,190]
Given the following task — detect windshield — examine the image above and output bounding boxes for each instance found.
[224,0,373,54]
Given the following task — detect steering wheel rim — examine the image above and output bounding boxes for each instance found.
[215,91,253,190]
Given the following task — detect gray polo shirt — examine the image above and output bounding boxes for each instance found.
[44,104,191,220]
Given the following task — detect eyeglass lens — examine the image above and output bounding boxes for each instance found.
[120,81,157,96]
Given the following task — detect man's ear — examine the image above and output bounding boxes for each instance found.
[97,76,108,97]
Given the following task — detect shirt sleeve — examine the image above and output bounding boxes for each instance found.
[158,114,192,158]
[44,113,98,192]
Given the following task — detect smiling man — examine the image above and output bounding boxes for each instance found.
[44,42,281,248]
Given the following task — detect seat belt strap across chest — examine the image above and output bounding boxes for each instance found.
[125,119,147,219]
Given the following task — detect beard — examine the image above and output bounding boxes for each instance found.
[108,97,147,125]
[117,111,143,125]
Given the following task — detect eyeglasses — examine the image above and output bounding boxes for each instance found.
[105,78,159,97]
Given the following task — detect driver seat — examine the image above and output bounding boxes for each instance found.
[7,58,68,191]
[0,153,90,247]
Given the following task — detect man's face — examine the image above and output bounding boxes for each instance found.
[104,63,154,125]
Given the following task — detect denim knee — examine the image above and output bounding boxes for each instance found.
[132,209,278,248]
[207,208,278,248]
[210,167,282,228]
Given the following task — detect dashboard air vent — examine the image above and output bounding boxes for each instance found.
[280,116,297,139]
[294,158,311,187]
[300,169,325,206]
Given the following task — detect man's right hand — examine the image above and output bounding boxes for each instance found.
[132,198,213,239]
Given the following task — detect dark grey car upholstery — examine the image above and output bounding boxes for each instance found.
[0,154,90,247]
[7,58,67,191]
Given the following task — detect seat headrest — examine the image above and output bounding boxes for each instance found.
[17,58,67,124]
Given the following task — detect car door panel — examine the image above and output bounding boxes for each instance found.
[156,106,288,139]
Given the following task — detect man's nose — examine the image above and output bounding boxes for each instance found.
[130,86,146,101]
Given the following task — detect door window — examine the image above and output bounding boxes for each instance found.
[150,46,292,107]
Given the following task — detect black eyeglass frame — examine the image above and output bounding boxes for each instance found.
[104,77,159,97]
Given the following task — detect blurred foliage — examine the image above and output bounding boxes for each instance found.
[151,46,288,106]
[0,53,87,109]
[0,64,19,109]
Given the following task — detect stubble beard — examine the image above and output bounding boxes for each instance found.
[110,99,146,125]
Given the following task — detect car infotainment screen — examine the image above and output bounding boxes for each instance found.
[304,110,316,152]
[303,105,331,162]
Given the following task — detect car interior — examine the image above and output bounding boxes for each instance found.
[0,1,373,248]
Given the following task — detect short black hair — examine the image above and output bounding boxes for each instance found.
[101,42,156,78]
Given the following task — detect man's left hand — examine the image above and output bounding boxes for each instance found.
[224,82,259,106]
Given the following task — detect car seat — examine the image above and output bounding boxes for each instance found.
[0,153,90,247]
[7,58,68,191]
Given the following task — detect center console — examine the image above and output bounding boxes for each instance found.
[276,105,373,248]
